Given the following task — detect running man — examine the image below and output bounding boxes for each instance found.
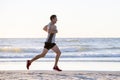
[26,15,62,71]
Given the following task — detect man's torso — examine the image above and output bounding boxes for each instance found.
[45,22,57,43]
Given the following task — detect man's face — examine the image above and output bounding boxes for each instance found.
[52,17,57,24]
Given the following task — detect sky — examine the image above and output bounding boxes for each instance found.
[0,0,120,38]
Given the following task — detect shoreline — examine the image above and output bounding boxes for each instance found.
[0,62,120,71]
[0,70,120,80]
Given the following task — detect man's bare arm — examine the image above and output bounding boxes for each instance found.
[48,26,58,34]
[43,25,48,32]
[48,29,58,33]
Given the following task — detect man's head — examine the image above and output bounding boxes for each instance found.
[50,15,57,24]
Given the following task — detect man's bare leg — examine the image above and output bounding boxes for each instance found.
[52,45,62,71]
[30,48,48,63]
[26,48,48,70]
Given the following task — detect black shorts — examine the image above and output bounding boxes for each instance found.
[44,42,56,50]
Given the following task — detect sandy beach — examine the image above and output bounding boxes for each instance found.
[0,61,120,80]
[0,70,120,80]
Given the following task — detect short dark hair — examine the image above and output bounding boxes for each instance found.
[50,15,56,20]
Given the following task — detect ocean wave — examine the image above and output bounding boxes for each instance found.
[0,46,120,53]
[0,52,120,58]
[0,38,120,60]
[1,57,120,62]
[0,47,41,53]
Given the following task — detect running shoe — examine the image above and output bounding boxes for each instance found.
[26,60,31,70]
[53,66,62,71]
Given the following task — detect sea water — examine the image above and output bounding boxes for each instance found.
[0,38,120,62]
[0,38,120,71]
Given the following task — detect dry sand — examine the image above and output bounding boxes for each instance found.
[0,70,120,80]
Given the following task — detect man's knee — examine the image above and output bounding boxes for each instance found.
[59,51,61,55]
[57,51,61,56]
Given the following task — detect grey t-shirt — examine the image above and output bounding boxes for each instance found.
[45,23,56,43]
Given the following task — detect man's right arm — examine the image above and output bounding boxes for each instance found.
[48,29,58,34]
[48,26,58,34]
